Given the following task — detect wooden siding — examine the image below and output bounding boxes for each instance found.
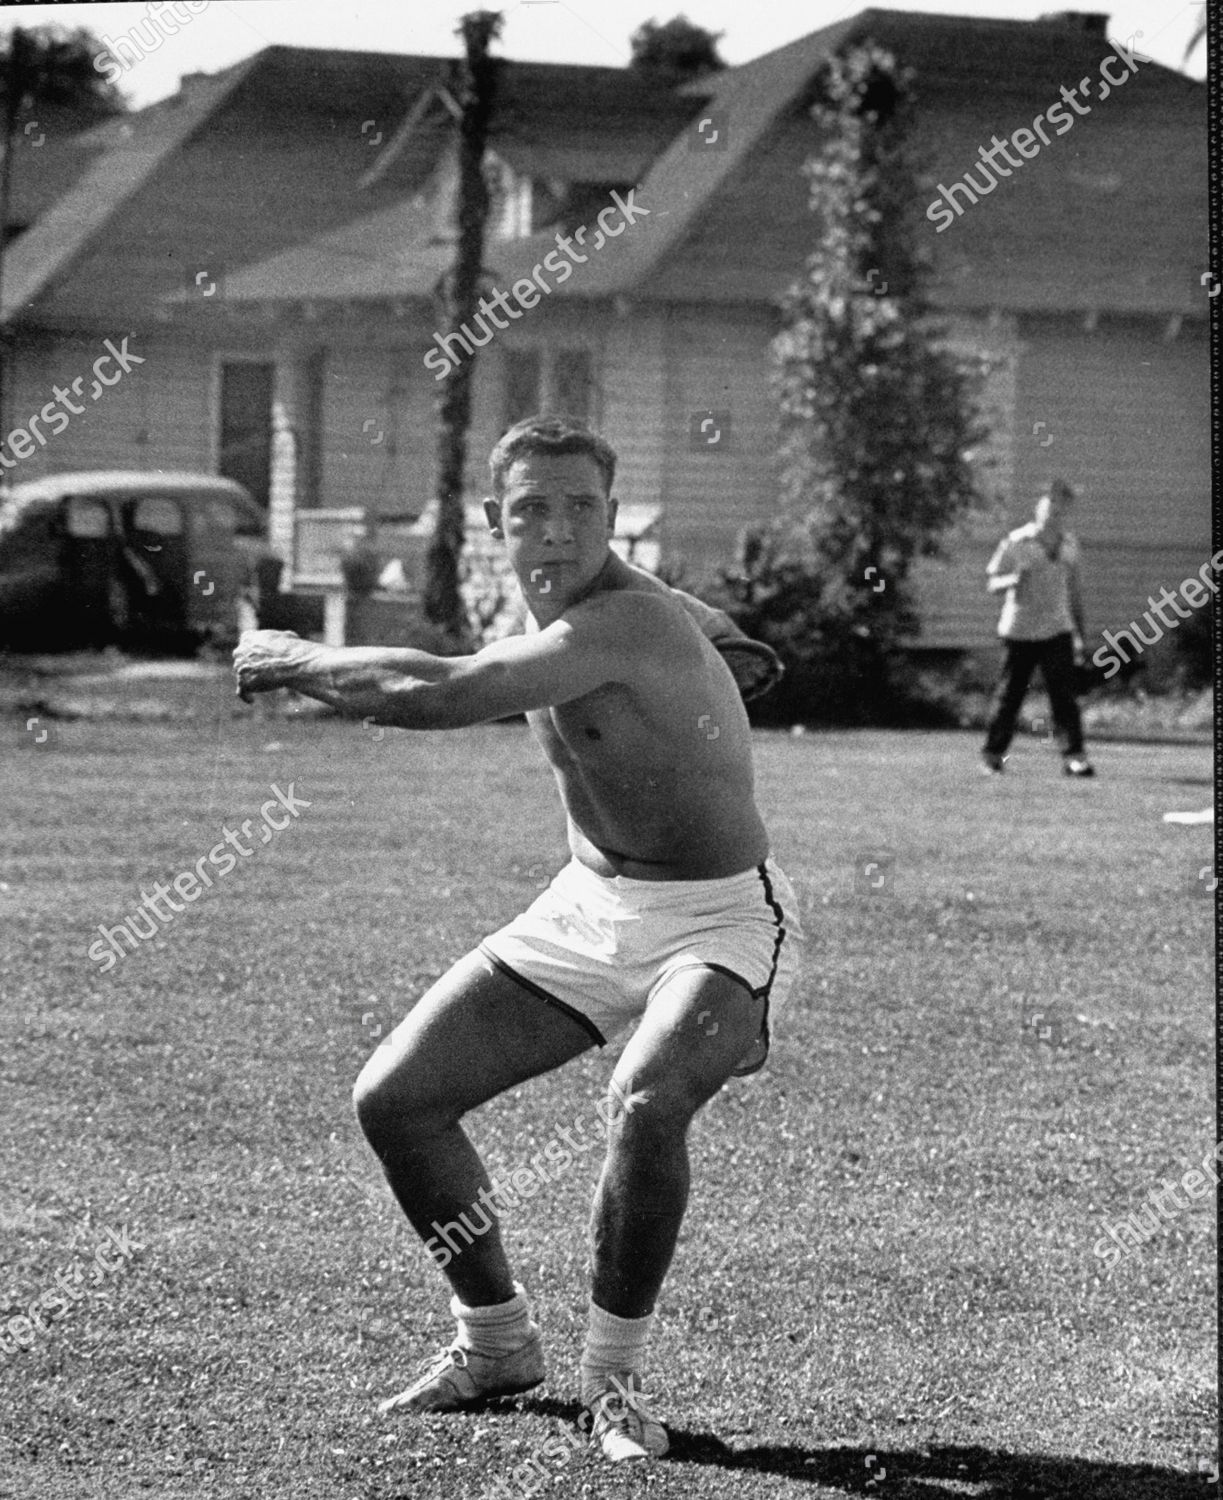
[914,315,1211,648]
[317,346,400,518]
[658,304,781,578]
[1,333,214,482]
[915,76,1208,316]
[601,309,667,513]
[298,300,630,523]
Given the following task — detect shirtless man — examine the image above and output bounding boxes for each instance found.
[232,415,803,1463]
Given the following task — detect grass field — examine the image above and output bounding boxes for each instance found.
[1,700,1216,1499]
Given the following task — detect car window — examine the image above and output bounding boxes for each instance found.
[199,498,235,532]
[64,497,111,539]
[130,497,184,535]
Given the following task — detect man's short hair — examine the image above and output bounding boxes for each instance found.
[1047,478,1077,504]
[489,415,617,499]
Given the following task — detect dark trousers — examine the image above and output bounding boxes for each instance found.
[984,632,1085,757]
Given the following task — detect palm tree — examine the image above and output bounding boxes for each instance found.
[423,10,503,645]
[0,25,123,437]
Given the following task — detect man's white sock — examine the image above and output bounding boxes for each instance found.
[450,1282,536,1357]
[580,1300,654,1405]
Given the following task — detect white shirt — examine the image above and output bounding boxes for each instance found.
[988,523,1080,640]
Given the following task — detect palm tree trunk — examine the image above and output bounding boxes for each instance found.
[423,10,502,645]
[0,29,27,445]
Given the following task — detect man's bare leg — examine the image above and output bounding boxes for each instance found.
[580,968,766,1457]
[353,949,594,1404]
[590,967,764,1314]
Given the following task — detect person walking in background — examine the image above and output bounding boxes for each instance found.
[981,478,1095,777]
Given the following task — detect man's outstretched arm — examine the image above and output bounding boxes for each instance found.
[233,620,620,729]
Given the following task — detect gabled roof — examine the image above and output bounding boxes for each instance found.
[4,14,1206,323]
[576,14,863,295]
[361,62,681,194]
[5,97,125,232]
[1,59,258,321]
[620,7,1206,304]
[222,6,1205,314]
[2,45,695,325]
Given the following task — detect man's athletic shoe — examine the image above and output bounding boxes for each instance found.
[378,1336,545,1414]
[585,1373,669,1462]
[1064,756,1095,777]
[980,751,1005,775]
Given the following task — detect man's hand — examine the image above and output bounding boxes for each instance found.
[708,637,784,701]
[233,630,325,702]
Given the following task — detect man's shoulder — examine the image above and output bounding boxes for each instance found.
[560,587,707,678]
[566,584,692,635]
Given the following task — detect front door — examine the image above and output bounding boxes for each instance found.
[217,360,275,509]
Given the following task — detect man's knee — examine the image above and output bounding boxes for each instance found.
[352,1055,454,1144]
[600,1078,698,1142]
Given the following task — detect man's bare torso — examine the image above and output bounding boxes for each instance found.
[524,572,769,881]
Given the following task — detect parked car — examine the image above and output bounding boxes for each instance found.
[0,471,266,651]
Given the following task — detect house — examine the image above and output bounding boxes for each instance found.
[0,10,1208,651]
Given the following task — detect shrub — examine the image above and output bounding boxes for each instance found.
[758,43,989,723]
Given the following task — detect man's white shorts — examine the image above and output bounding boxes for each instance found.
[478,857,805,1053]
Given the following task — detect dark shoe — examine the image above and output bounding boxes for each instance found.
[1064,757,1095,778]
[980,752,1005,775]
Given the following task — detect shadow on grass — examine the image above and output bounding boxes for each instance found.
[662,1437,1212,1497]
[508,1400,1209,1497]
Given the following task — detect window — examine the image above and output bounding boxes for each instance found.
[503,349,542,429]
[217,360,274,507]
[130,497,184,535]
[501,348,597,431]
[553,350,593,423]
[499,174,534,240]
[198,498,236,533]
[492,160,566,240]
[63,497,110,539]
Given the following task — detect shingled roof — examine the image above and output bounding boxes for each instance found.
[1,58,258,321]
[2,11,1206,323]
[609,6,1206,309]
[1,46,694,325]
